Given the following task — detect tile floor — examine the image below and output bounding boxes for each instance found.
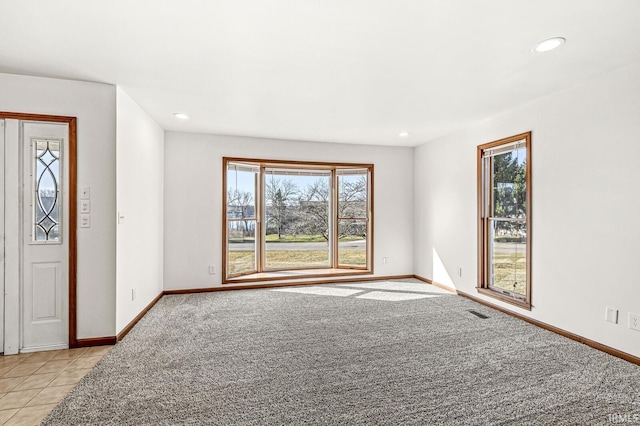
[0,345,113,425]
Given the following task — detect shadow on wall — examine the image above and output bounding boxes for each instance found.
[433,248,456,289]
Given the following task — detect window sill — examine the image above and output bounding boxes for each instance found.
[224,268,371,285]
[476,287,531,311]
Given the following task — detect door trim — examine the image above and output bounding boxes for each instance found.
[0,111,77,348]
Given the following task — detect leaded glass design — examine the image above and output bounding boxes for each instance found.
[34,139,61,242]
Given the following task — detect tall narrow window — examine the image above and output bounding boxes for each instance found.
[336,169,369,268]
[223,158,373,283]
[478,132,531,309]
[33,139,62,242]
[226,163,259,277]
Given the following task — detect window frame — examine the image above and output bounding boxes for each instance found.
[336,168,370,269]
[261,166,334,272]
[477,132,532,310]
[222,157,374,283]
[225,162,260,277]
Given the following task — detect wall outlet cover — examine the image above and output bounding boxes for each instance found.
[629,312,640,331]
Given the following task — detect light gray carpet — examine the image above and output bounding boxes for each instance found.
[42,280,640,425]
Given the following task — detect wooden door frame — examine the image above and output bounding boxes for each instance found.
[0,111,78,348]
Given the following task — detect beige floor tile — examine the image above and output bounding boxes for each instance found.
[0,378,26,394]
[21,351,57,364]
[0,358,22,370]
[66,355,102,370]
[25,385,74,407]
[81,346,112,357]
[0,408,19,424]
[13,354,34,363]
[12,374,57,392]
[48,369,91,387]
[0,366,16,377]
[0,390,39,410]
[4,403,57,426]
[33,360,72,375]
[3,363,45,379]
[0,344,112,424]
[49,348,87,361]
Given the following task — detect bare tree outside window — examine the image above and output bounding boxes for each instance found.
[265,176,298,240]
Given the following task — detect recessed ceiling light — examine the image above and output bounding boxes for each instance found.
[532,37,566,53]
[399,132,410,137]
[173,113,189,119]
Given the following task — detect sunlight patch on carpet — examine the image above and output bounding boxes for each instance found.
[356,291,439,301]
[271,287,363,297]
[338,281,450,294]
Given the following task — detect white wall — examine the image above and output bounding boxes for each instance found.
[164,132,414,290]
[414,62,640,358]
[115,88,164,334]
[0,72,117,339]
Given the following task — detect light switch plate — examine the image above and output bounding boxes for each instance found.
[81,186,91,200]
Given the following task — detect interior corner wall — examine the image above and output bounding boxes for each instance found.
[116,88,164,335]
[163,132,414,291]
[414,62,640,358]
[0,72,117,339]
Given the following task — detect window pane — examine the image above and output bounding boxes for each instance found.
[227,164,256,219]
[337,219,367,267]
[226,162,258,277]
[488,219,527,297]
[227,221,257,276]
[34,139,61,242]
[264,170,330,269]
[492,147,526,219]
[337,170,367,219]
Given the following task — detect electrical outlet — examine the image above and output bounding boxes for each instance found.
[629,312,640,331]
[131,288,136,301]
[382,257,387,265]
[457,267,463,277]
[605,307,618,324]
[209,265,216,275]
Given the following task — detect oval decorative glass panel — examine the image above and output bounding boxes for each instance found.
[34,139,61,242]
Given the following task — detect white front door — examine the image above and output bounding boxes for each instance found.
[20,121,69,352]
[2,119,69,354]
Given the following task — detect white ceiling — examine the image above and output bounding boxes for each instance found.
[1,1,639,147]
